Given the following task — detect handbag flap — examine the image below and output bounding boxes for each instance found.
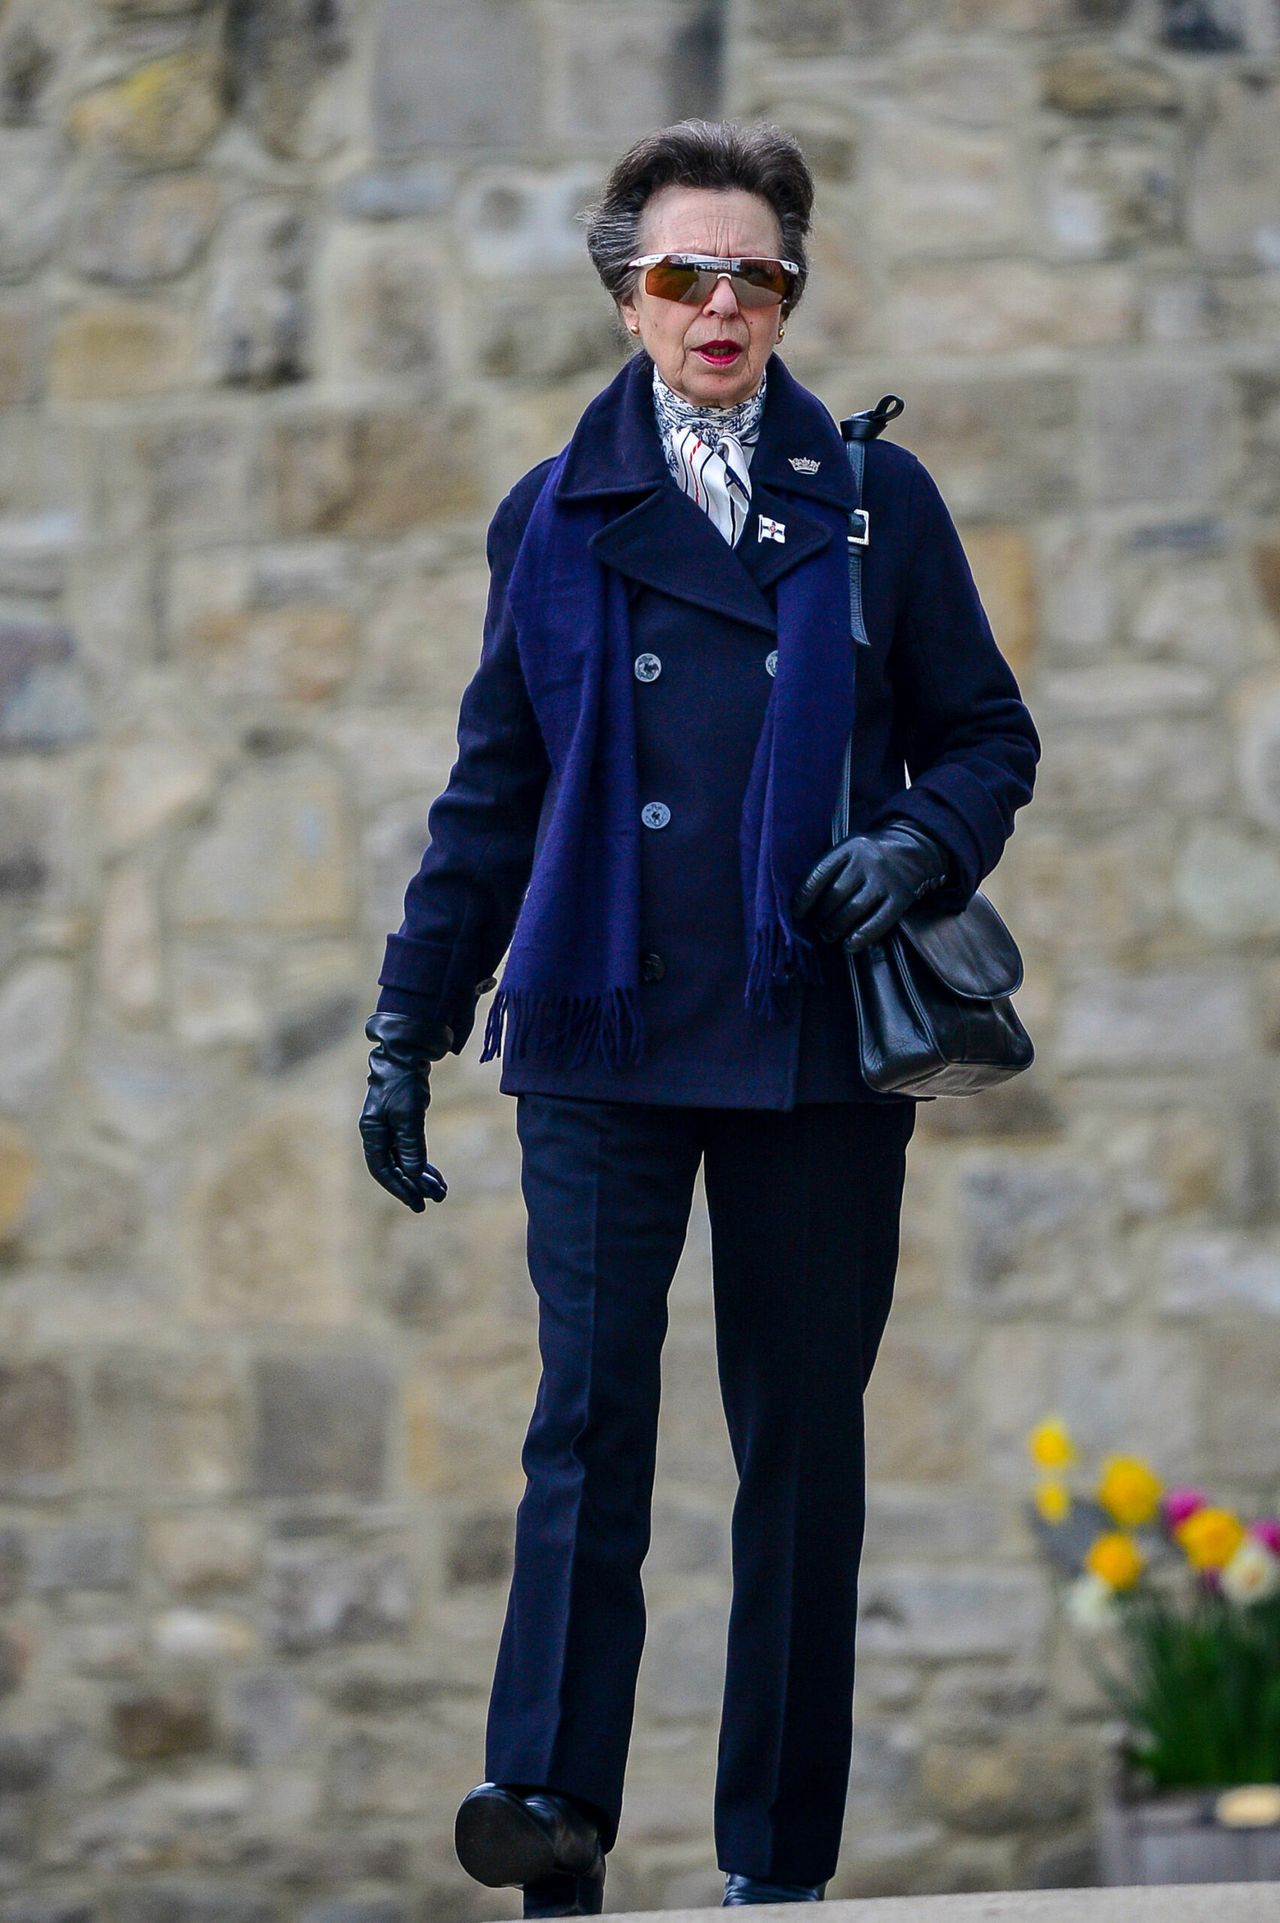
[895,888,1024,999]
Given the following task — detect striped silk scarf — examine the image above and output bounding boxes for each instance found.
[651,360,767,548]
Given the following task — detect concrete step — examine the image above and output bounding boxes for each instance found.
[486,1884,1280,1923]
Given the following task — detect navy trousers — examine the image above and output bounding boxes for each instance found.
[484,1093,918,1886]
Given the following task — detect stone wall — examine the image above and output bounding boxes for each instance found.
[2,0,1279,1915]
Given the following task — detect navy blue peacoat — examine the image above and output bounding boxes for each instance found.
[375,349,1040,1108]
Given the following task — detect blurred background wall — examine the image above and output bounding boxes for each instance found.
[1,0,1279,1915]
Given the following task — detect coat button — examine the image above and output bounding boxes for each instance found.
[765,649,778,677]
[640,950,666,982]
[641,801,671,829]
[634,652,661,681]
[475,976,497,994]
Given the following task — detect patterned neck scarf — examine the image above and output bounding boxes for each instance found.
[651,361,767,548]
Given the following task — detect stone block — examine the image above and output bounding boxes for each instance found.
[98,859,163,1021]
[223,1668,306,1764]
[1173,820,1280,939]
[72,172,220,286]
[1188,68,1280,262]
[67,51,224,165]
[1056,964,1253,1072]
[865,1329,978,1481]
[0,1120,37,1246]
[919,1731,1090,1831]
[107,1886,276,1923]
[86,1352,243,1498]
[28,1520,138,1593]
[184,1107,353,1330]
[1235,671,1280,831]
[264,1539,416,1652]
[636,1599,729,1718]
[869,113,1028,254]
[974,1322,1204,1486]
[0,616,91,749]
[454,164,602,281]
[316,228,442,380]
[50,304,194,400]
[1202,1322,1280,1481]
[262,406,485,535]
[201,197,309,387]
[885,372,1075,519]
[855,1565,1051,1661]
[956,1152,1115,1313]
[91,413,257,542]
[99,713,217,856]
[0,131,65,278]
[0,299,44,406]
[544,3,710,149]
[1083,365,1229,505]
[148,1511,259,1593]
[901,39,1033,124]
[108,1688,215,1761]
[1040,47,1181,116]
[250,1353,393,1498]
[1031,718,1228,818]
[172,764,355,933]
[372,0,539,153]
[884,260,1136,354]
[0,1359,75,1495]
[1157,1228,1280,1319]
[224,0,358,163]
[1041,131,1180,257]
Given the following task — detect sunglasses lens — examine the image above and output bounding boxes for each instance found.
[644,260,701,302]
[735,261,791,305]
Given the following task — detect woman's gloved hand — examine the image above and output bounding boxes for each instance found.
[359,1010,454,1211]
[791,817,952,953]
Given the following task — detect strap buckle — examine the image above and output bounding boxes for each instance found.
[847,508,870,546]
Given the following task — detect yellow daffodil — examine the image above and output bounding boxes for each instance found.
[1096,1454,1162,1528]
[1085,1530,1145,1591]
[1028,1416,1077,1471]
[1174,1505,1247,1571]
[1034,1478,1073,1524]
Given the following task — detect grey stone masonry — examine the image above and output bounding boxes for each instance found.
[2,0,1279,1913]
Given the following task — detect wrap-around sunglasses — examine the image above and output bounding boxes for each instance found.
[627,252,800,308]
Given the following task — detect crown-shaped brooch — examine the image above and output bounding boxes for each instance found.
[788,456,821,473]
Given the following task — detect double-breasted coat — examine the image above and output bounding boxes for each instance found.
[375,349,1040,1107]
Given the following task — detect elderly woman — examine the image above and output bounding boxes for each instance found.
[360,119,1039,1915]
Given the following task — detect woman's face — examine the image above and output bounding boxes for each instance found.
[619,184,787,409]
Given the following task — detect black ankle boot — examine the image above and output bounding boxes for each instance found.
[454,1782,606,1916]
[723,1870,828,1904]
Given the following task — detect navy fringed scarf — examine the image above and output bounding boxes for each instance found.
[479,412,856,1073]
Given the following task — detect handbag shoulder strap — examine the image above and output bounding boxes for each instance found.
[837,393,904,650]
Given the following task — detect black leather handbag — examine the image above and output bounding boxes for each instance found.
[832,395,1035,1098]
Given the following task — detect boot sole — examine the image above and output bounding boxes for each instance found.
[455,1788,564,1889]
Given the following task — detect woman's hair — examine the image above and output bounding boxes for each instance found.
[578,118,815,342]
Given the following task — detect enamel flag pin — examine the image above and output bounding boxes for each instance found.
[758,515,786,543]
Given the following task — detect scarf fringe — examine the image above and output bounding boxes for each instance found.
[744,912,826,1022]
[480,982,646,1071]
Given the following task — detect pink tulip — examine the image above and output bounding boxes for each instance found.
[1163,1487,1208,1528]
[1248,1518,1280,1557]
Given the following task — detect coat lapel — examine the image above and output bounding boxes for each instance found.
[555,349,858,634]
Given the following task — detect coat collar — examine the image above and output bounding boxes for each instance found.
[554,348,857,513]
[554,350,856,634]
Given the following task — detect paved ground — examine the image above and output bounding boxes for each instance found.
[485,1885,1280,1922]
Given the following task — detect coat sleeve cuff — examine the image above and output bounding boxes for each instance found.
[376,933,498,1053]
[863,772,996,911]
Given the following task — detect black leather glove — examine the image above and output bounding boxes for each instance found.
[791,817,952,953]
[359,1010,454,1212]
